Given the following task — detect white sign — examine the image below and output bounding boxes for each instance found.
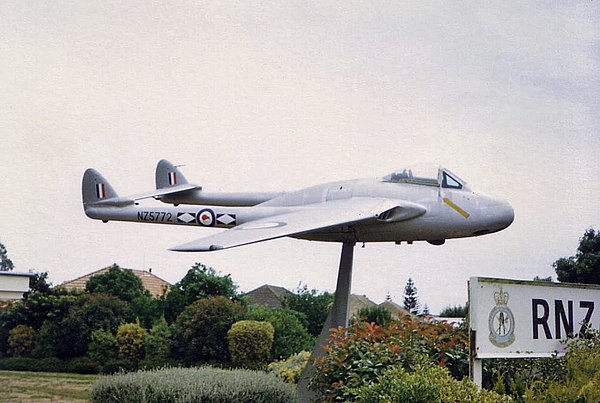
[469,277,600,359]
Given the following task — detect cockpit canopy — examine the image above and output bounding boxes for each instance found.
[382,165,468,190]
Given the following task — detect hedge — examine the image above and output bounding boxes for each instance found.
[91,366,297,403]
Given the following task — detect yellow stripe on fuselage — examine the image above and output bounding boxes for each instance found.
[443,197,470,219]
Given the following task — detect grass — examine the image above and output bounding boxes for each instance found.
[0,370,99,403]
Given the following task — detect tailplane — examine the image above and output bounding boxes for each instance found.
[82,168,119,206]
[156,159,190,190]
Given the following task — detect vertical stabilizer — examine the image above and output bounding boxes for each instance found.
[156,159,189,190]
[82,168,119,205]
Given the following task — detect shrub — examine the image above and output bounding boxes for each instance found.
[310,317,468,401]
[268,350,310,383]
[88,329,117,366]
[141,317,172,369]
[171,296,245,364]
[353,362,509,403]
[354,305,393,327]
[116,323,147,365]
[228,320,274,369]
[67,356,100,374]
[525,329,600,402]
[8,325,36,357]
[244,305,314,359]
[91,366,297,403]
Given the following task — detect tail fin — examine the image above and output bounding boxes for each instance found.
[155,159,189,189]
[82,168,119,206]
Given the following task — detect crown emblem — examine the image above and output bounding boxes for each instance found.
[494,287,509,305]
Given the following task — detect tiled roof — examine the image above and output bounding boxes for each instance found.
[349,294,377,317]
[62,266,171,297]
[244,284,293,308]
[378,300,412,318]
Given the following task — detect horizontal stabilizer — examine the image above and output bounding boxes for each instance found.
[170,198,420,252]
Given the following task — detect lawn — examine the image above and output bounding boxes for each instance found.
[0,370,99,403]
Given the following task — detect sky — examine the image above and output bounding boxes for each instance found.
[1,1,599,314]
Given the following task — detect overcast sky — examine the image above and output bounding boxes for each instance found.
[1,2,598,314]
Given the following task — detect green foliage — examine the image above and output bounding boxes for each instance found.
[163,262,238,323]
[130,294,164,329]
[268,350,310,383]
[228,320,274,369]
[0,241,14,271]
[439,303,469,318]
[0,356,65,372]
[116,323,147,365]
[244,305,314,359]
[91,366,297,403]
[27,271,51,294]
[403,277,420,315]
[354,305,393,327]
[171,296,245,364]
[0,287,80,330]
[141,317,172,369]
[525,329,600,402]
[554,228,600,284]
[282,284,333,337]
[67,356,100,374]
[8,325,36,357]
[85,264,150,302]
[352,362,509,403]
[310,317,469,401]
[88,329,117,367]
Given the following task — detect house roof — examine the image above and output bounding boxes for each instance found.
[349,294,377,317]
[62,266,171,297]
[378,300,412,318]
[244,284,293,308]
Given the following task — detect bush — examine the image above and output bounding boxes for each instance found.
[228,320,274,369]
[352,362,509,403]
[116,323,147,365]
[8,325,36,357]
[67,356,100,374]
[268,351,310,383]
[244,305,314,359]
[141,317,172,369]
[91,366,297,402]
[354,305,393,327]
[525,329,600,402]
[88,329,117,366]
[310,317,468,401]
[171,296,245,364]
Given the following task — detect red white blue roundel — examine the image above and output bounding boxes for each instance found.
[197,209,215,226]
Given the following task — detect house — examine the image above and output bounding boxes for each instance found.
[378,300,412,319]
[243,284,293,308]
[62,266,171,297]
[0,271,34,301]
[349,294,377,317]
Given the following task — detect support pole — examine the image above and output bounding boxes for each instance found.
[297,242,355,402]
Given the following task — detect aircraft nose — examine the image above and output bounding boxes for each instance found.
[496,198,515,230]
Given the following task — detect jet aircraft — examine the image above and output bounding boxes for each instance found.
[82,160,514,251]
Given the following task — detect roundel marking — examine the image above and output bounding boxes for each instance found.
[197,209,215,226]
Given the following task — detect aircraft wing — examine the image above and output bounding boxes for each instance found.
[129,184,199,201]
[170,198,425,252]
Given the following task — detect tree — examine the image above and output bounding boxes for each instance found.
[85,264,150,302]
[88,329,117,366]
[142,317,172,368]
[439,303,468,318]
[171,296,245,364]
[0,242,14,271]
[403,278,420,315]
[244,305,313,359]
[8,325,36,357]
[163,262,238,323]
[282,284,333,337]
[27,272,51,294]
[554,228,600,284]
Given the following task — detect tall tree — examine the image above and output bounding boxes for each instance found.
[282,284,333,337]
[403,277,420,315]
[554,228,600,284]
[0,242,14,271]
[85,264,150,302]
